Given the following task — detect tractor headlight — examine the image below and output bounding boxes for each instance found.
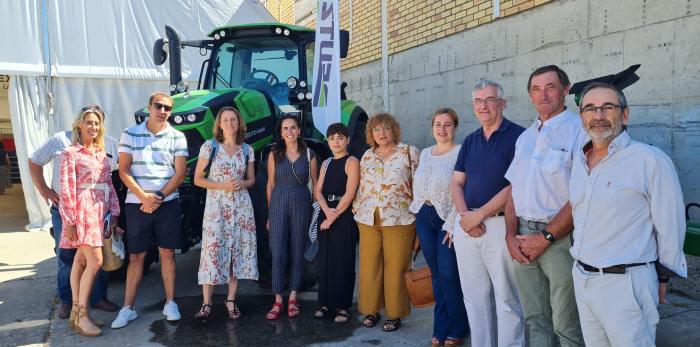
[173,115,184,124]
[219,30,226,37]
[283,29,290,36]
[214,33,221,40]
[275,27,282,34]
[287,77,298,89]
[297,92,305,101]
[305,92,313,100]
[299,80,307,88]
[186,114,197,122]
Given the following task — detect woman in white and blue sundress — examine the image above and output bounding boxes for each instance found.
[193,106,258,322]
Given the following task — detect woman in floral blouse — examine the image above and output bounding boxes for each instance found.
[193,106,257,322]
[59,106,120,337]
[354,113,419,332]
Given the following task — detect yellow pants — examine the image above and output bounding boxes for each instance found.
[357,214,416,319]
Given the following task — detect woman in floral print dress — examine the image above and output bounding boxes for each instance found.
[59,106,120,337]
[193,106,258,321]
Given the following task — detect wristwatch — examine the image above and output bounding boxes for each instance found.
[154,191,165,199]
[541,229,556,243]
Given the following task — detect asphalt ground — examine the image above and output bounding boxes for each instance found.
[2,185,700,346]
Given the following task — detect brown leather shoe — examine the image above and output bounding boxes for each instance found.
[58,303,71,319]
[92,298,118,312]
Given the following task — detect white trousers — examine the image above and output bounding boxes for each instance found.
[452,215,525,347]
[572,262,659,347]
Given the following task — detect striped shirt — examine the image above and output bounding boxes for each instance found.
[118,122,188,203]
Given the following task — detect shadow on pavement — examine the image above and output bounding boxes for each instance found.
[149,294,358,346]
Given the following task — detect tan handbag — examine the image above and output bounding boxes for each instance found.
[102,234,124,272]
[404,248,435,308]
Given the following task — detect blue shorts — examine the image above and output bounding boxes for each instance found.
[125,199,182,253]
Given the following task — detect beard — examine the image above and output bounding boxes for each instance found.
[586,120,624,143]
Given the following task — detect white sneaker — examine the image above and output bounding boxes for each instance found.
[162,301,181,321]
[111,307,137,329]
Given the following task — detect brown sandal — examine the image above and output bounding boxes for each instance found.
[195,304,212,322]
[70,303,104,329]
[74,305,102,337]
[225,299,241,320]
[362,313,381,328]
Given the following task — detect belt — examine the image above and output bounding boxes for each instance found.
[326,194,343,202]
[519,217,549,231]
[78,182,109,200]
[577,260,651,274]
[78,182,109,190]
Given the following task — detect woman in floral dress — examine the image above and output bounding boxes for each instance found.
[59,106,120,337]
[193,106,257,321]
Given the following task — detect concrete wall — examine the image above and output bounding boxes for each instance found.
[342,0,700,297]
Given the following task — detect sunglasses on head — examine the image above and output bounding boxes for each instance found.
[153,102,173,112]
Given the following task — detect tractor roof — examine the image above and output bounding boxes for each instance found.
[208,22,314,37]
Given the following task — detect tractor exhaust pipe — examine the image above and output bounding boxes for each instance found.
[165,25,183,95]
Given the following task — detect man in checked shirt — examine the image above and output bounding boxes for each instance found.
[569,82,687,346]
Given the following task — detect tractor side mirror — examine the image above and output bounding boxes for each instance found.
[153,38,167,66]
[340,30,349,58]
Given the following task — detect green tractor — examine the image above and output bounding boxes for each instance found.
[133,22,368,287]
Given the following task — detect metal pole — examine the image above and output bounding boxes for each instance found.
[381,0,389,111]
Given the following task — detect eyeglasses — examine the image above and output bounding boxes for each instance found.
[580,104,622,117]
[473,97,501,105]
[372,125,392,132]
[153,102,173,112]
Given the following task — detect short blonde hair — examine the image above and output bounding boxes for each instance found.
[71,105,106,149]
[212,106,246,145]
[366,112,401,148]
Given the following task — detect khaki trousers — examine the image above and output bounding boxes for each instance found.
[513,224,584,347]
[357,213,416,319]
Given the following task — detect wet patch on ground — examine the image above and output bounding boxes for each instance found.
[148,295,359,346]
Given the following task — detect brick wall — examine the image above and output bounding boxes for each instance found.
[263,0,554,69]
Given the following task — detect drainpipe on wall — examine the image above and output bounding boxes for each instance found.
[381,0,389,111]
[492,0,500,19]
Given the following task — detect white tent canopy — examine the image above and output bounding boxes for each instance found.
[0,0,274,230]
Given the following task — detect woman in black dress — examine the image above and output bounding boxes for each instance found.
[313,123,360,323]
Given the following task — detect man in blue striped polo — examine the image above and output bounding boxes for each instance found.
[111,92,188,329]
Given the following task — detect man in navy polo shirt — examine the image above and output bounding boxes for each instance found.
[449,79,525,346]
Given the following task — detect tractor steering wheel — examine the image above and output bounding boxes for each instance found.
[252,69,279,87]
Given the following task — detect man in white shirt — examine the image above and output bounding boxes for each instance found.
[570,82,687,346]
[28,105,120,319]
[504,65,584,347]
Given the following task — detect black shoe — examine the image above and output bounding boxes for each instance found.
[58,303,71,319]
[92,298,118,312]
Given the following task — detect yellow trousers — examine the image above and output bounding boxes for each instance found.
[357,214,416,319]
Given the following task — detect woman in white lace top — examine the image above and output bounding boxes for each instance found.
[409,108,468,347]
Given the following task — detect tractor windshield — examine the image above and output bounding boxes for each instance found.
[210,36,300,107]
